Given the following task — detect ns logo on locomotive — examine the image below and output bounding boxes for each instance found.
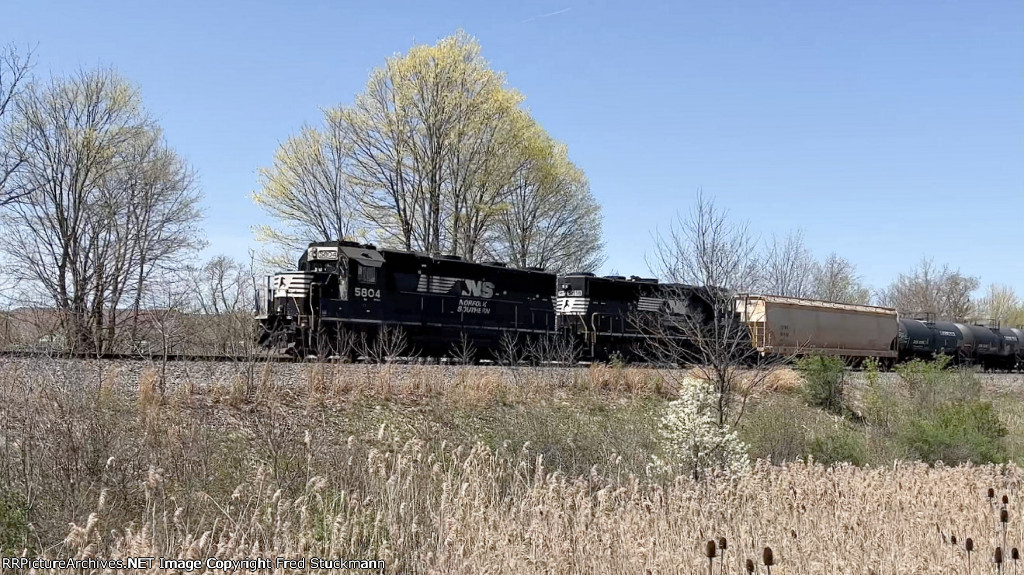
[256,240,1024,371]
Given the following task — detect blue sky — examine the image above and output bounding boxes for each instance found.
[2,0,1022,295]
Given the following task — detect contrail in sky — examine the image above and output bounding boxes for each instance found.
[520,7,572,24]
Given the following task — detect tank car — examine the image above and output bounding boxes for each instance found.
[1011,328,1024,371]
[953,323,1014,370]
[897,319,961,362]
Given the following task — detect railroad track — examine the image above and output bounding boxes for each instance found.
[0,347,606,367]
[0,348,296,363]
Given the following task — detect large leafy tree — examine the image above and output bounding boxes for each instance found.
[254,31,603,272]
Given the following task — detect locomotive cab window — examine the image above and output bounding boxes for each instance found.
[357,264,378,284]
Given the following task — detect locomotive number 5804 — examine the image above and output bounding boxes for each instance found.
[355,287,381,299]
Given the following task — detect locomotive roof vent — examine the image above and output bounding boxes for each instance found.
[483,261,507,267]
[604,275,626,280]
[629,276,659,283]
[571,272,594,277]
[525,266,545,272]
[439,255,463,261]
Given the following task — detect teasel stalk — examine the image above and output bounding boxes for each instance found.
[704,540,717,575]
[997,547,1004,575]
[717,537,727,575]
[966,537,974,575]
[1012,547,1020,575]
[1003,508,1010,551]
[763,546,774,575]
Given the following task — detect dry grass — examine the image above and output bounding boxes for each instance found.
[2,358,1024,574]
[761,367,804,394]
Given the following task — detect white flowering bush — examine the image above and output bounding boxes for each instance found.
[659,376,750,479]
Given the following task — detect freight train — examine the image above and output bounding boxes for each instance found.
[255,240,1023,370]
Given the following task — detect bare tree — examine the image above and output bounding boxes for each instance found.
[137,273,193,391]
[449,332,477,365]
[650,191,761,291]
[973,284,1024,327]
[645,192,787,426]
[526,333,582,366]
[813,252,872,304]
[0,69,203,353]
[0,44,32,206]
[762,230,816,297]
[487,139,604,273]
[252,124,364,267]
[118,129,204,351]
[877,258,979,320]
[185,255,258,355]
[356,326,413,364]
[495,331,528,366]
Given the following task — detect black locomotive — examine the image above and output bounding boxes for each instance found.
[256,240,713,360]
[256,241,556,358]
[556,273,722,361]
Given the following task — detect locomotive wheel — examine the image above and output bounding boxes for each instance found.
[264,326,295,357]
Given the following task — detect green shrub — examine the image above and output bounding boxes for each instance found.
[739,395,811,463]
[862,371,908,434]
[899,400,1007,464]
[896,357,981,407]
[796,355,848,415]
[0,488,29,553]
[740,395,869,466]
[809,425,867,466]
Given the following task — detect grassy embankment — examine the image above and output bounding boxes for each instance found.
[2,358,1024,573]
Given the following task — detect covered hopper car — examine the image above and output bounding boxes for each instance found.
[736,295,899,365]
